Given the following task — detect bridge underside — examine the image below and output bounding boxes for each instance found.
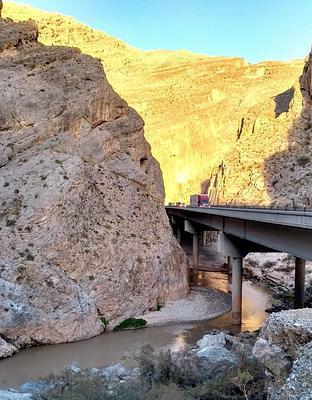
[167,208,309,326]
[169,208,312,260]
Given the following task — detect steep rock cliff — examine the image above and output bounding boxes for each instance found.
[3,3,304,203]
[0,19,188,355]
[204,53,312,207]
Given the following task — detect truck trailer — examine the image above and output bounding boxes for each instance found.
[190,194,209,207]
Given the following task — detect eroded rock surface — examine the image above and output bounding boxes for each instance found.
[0,19,188,354]
[205,52,312,207]
[253,309,312,399]
[3,3,305,203]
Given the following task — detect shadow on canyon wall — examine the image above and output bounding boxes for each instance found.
[201,55,312,208]
[263,56,312,208]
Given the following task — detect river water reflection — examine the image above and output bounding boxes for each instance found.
[0,271,273,389]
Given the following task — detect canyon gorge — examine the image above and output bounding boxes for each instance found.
[1,3,312,399]
[3,2,308,204]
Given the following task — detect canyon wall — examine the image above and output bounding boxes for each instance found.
[3,3,304,203]
[0,19,188,356]
[204,53,312,207]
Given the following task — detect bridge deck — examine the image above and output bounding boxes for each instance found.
[166,206,312,230]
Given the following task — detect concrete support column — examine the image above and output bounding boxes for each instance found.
[295,257,306,308]
[232,257,243,325]
[227,256,232,271]
[202,231,208,247]
[177,226,182,245]
[192,232,199,285]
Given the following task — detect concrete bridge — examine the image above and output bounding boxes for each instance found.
[166,205,312,325]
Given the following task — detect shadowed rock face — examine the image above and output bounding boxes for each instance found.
[0,19,188,356]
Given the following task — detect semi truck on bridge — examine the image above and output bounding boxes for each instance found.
[190,194,209,207]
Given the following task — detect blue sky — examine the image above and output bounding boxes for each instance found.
[11,0,312,63]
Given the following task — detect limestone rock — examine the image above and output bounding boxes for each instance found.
[253,309,312,398]
[196,347,237,377]
[244,253,312,289]
[196,332,226,350]
[205,52,312,207]
[274,342,312,400]
[258,309,312,360]
[0,392,32,400]
[3,3,305,204]
[0,19,188,354]
[252,338,291,386]
[0,337,17,358]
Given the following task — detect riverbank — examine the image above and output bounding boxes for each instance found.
[141,287,231,326]
[0,330,265,400]
[0,273,273,389]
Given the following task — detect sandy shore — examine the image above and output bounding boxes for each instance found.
[141,287,231,326]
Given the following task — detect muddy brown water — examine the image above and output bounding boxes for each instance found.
[0,271,273,389]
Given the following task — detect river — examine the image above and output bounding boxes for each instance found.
[0,271,273,389]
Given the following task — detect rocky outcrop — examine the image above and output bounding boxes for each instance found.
[205,51,312,207]
[244,253,312,289]
[3,3,304,203]
[253,309,312,399]
[0,337,17,358]
[0,19,188,354]
[0,392,32,400]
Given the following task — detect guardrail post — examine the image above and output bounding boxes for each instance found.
[295,257,306,308]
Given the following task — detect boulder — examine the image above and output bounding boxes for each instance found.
[0,337,17,358]
[274,342,312,400]
[257,309,312,360]
[195,332,237,378]
[196,332,226,350]
[253,309,312,399]
[252,338,291,386]
[101,363,129,381]
[0,392,32,400]
[196,347,237,378]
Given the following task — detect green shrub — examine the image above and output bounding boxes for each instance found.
[296,154,311,166]
[113,318,147,331]
[100,316,109,330]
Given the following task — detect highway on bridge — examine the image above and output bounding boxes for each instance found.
[166,205,312,325]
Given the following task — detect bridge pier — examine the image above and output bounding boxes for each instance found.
[176,225,182,245]
[232,257,243,325]
[295,257,306,308]
[192,231,199,285]
[218,233,248,326]
[184,220,200,285]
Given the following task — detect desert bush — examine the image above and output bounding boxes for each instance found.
[296,154,311,166]
[34,346,266,400]
[136,345,204,388]
[33,370,108,400]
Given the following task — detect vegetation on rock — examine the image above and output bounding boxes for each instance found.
[113,318,147,331]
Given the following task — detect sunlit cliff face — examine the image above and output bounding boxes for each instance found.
[4,3,305,204]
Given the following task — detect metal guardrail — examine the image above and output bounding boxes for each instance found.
[166,204,312,212]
